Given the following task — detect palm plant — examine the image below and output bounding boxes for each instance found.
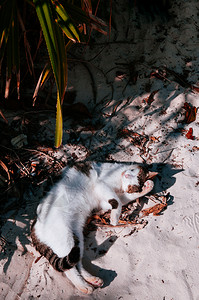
[0,0,107,147]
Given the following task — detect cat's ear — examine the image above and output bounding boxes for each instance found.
[146,171,158,180]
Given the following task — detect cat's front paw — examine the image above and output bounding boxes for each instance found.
[142,180,154,194]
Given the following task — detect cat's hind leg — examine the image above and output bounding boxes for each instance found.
[77,262,104,288]
[65,267,94,294]
[75,231,103,288]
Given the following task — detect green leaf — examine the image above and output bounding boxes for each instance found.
[33,0,68,147]
[52,0,81,42]
[55,91,63,148]
[33,0,58,85]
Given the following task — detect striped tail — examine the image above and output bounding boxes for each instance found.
[31,222,80,272]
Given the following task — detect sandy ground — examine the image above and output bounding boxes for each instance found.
[1,0,199,299]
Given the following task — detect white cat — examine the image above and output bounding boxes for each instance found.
[31,161,155,294]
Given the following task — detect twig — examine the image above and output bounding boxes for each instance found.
[23,148,63,169]
[0,110,8,123]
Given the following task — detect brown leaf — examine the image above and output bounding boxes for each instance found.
[143,90,159,105]
[141,203,167,216]
[191,85,199,93]
[150,136,160,142]
[117,129,148,146]
[183,102,197,124]
[0,160,10,182]
[185,128,194,140]
[86,214,108,225]
[0,110,8,123]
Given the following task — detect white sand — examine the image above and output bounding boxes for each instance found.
[1,0,199,299]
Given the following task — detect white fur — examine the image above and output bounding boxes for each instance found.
[34,162,154,294]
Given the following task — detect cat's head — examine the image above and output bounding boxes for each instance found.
[121,166,157,193]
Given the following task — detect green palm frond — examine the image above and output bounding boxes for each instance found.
[0,0,107,148]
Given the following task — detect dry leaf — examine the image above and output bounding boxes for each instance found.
[117,129,148,149]
[0,160,10,182]
[191,85,199,93]
[141,203,167,216]
[0,110,8,123]
[150,136,160,142]
[143,90,159,105]
[185,128,194,140]
[86,214,108,226]
[183,102,197,124]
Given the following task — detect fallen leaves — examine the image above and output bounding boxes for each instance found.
[0,110,8,123]
[150,67,196,90]
[0,145,67,212]
[191,85,199,93]
[0,159,11,183]
[150,67,199,95]
[84,192,170,236]
[142,90,159,105]
[150,69,167,81]
[85,211,148,234]
[117,129,149,154]
[141,194,169,216]
[150,136,161,143]
[141,202,167,216]
[174,127,196,140]
[183,102,197,124]
[185,128,194,140]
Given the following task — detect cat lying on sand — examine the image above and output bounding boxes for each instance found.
[31,161,155,294]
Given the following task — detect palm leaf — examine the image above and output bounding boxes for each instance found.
[33,0,67,148]
[55,91,63,148]
[33,0,58,84]
[52,0,81,42]
[62,1,107,33]
[32,62,52,106]
[33,39,73,104]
